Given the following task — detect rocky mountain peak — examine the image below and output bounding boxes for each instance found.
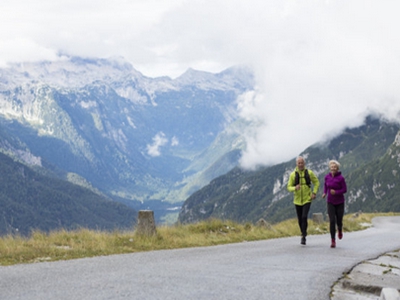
[0,56,143,89]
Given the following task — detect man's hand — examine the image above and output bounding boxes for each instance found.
[311,193,316,200]
[295,184,301,190]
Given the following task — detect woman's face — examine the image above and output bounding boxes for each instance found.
[330,163,339,175]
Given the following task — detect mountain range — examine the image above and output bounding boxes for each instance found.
[178,116,400,224]
[2,56,399,233]
[0,56,253,227]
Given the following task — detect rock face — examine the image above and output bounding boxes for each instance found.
[331,249,400,299]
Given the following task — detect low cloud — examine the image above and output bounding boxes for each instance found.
[171,136,179,146]
[234,1,400,169]
[147,132,168,157]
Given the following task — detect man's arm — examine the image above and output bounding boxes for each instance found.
[287,172,296,192]
[310,170,320,194]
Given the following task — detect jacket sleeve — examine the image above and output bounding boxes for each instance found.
[287,172,296,192]
[309,170,320,194]
[335,176,347,195]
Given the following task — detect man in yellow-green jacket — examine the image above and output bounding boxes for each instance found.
[287,156,320,245]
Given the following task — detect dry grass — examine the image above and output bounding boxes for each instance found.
[0,212,398,266]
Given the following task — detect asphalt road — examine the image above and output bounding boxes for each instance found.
[1,216,400,300]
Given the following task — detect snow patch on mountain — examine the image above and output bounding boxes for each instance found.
[1,56,253,94]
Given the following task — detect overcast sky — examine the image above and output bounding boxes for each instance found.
[1,0,400,168]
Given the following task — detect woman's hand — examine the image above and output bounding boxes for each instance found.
[322,193,326,198]
[330,189,336,195]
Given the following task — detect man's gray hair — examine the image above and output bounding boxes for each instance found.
[297,156,305,163]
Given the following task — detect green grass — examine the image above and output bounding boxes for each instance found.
[0,212,398,266]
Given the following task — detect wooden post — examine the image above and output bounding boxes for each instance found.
[136,210,157,236]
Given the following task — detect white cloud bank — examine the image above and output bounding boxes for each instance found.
[1,0,400,168]
[235,0,400,168]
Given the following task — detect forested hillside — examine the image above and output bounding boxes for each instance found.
[0,152,137,236]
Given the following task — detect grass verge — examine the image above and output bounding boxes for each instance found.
[0,212,398,266]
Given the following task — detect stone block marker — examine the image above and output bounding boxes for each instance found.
[256,218,274,230]
[136,210,157,236]
[312,212,324,224]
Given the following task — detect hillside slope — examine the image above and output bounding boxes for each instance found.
[178,116,400,224]
[0,151,137,235]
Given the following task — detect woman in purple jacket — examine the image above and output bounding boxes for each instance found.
[322,160,347,248]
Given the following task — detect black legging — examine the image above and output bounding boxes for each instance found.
[327,202,344,240]
[295,202,311,237]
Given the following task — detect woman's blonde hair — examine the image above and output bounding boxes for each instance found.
[329,160,340,169]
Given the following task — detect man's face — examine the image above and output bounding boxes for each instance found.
[296,158,305,171]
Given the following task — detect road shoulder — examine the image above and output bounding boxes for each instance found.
[331,249,400,299]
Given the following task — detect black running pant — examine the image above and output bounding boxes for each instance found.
[295,202,311,237]
[327,202,344,240]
